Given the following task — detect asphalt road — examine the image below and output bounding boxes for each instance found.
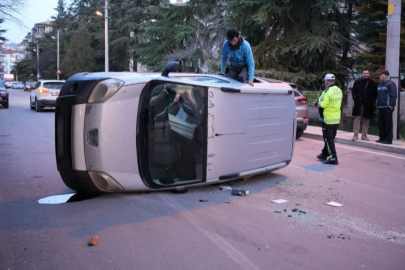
[1,88,404,270]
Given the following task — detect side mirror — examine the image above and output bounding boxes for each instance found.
[161,61,180,77]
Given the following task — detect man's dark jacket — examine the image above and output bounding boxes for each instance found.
[351,78,378,119]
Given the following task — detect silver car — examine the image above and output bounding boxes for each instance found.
[256,78,308,139]
[55,62,296,193]
[30,80,65,112]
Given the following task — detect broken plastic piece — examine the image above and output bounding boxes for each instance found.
[219,186,232,191]
[299,210,306,214]
[199,199,209,202]
[271,199,288,204]
[325,201,343,207]
[274,211,282,213]
[292,208,298,212]
[88,235,98,246]
[231,190,249,196]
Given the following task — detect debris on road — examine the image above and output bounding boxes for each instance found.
[288,215,292,217]
[271,199,288,204]
[327,234,334,239]
[199,199,209,202]
[224,200,231,204]
[292,208,298,212]
[325,201,343,207]
[219,186,232,191]
[274,211,282,213]
[283,209,287,212]
[88,235,98,246]
[299,210,306,214]
[231,190,249,196]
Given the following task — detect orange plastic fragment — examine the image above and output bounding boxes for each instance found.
[243,176,253,182]
[88,235,98,246]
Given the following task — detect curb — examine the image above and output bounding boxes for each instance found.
[302,133,405,156]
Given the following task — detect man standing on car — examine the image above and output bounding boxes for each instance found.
[376,70,397,144]
[315,74,343,165]
[219,28,255,87]
[351,69,378,141]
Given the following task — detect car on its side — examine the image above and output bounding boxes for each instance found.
[30,80,65,112]
[0,80,9,108]
[256,77,308,139]
[55,62,297,194]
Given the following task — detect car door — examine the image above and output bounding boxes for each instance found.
[205,85,296,182]
[137,80,208,188]
[30,82,40,103]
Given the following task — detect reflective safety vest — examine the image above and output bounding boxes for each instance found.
[318,85,342,125]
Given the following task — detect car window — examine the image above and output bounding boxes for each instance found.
[179,76,229,83]
[34,82,40,89]
[138,82,207,187]
[43,82,64,89]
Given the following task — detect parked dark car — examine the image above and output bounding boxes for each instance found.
[0,80,9,108]
[24,81,36,91]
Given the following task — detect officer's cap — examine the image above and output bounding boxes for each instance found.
[324,74,335,81]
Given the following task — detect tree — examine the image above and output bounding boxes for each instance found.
[0,18,7,43]
[61,23,95,78]
[355,0,405,83]
[0,0,26,25]
[135,0,227,72]
[224,0,356,89]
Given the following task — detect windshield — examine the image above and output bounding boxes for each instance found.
[138,82,208,188]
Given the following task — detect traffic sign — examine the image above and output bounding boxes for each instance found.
[57,69,62,75]
[37,73,41,78]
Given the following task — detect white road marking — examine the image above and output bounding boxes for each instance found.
[159,194,260,270]
[302,138,405,160]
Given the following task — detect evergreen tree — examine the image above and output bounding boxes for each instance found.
[355,0,405,82]
[224,0,355,89]
[61,23,95,78]
[135,0,227,72]
[0,19,7,43]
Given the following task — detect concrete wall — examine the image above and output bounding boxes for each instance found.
[303,91,405,122]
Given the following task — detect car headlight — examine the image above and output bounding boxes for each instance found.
[88,79,124,103]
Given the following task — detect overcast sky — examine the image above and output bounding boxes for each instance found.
[2,0,180,44]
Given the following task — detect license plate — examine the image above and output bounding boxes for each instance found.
[51,92,59,96]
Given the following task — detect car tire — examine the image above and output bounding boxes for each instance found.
[30,97,34,110]
[3,102,8,109]
[35,98,42,112]
[296,129,304,139]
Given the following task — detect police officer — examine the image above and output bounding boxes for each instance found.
[315,74,343,165]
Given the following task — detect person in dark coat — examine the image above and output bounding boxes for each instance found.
[351,69,378,141]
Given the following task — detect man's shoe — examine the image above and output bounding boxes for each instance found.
[362,135,369,141]
[317,153,328,161]
[352,133,358,141]
[323,158,339,165]
[381,141,392,145]
[376,139,384,143]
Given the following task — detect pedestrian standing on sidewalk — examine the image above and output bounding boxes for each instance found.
[351,69,378,141]
[315,74,343,165]
[376,70,397,145]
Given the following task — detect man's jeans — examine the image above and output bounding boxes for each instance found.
[353,105,369,135]
[226,66,248,82]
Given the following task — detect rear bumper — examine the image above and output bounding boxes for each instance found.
[38,99,56,107]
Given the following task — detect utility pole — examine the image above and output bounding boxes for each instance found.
[57,30,60,80]
[105,0,109,72]
[385,0,402,140]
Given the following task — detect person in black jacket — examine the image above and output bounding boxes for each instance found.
[376,69,398,144]
[351,69,378,141]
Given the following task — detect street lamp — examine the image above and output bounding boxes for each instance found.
[52,30,61,80]
[95,0,109,72]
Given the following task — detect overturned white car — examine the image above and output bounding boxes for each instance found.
[55,62,296,193]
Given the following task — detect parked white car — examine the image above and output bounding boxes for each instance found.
[30,80,65,112]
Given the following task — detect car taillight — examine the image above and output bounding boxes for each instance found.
[303,116,308,120]
[297,96,307,103]
[39,88,49,94]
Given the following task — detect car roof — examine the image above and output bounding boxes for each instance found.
[82,72,292,90]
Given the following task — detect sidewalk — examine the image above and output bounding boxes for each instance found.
[302,125,405,155]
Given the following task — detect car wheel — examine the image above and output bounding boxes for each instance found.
[30,97,34,110]
[4,102,8,109]
[35,98,42,112]
[296,129,304,139]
